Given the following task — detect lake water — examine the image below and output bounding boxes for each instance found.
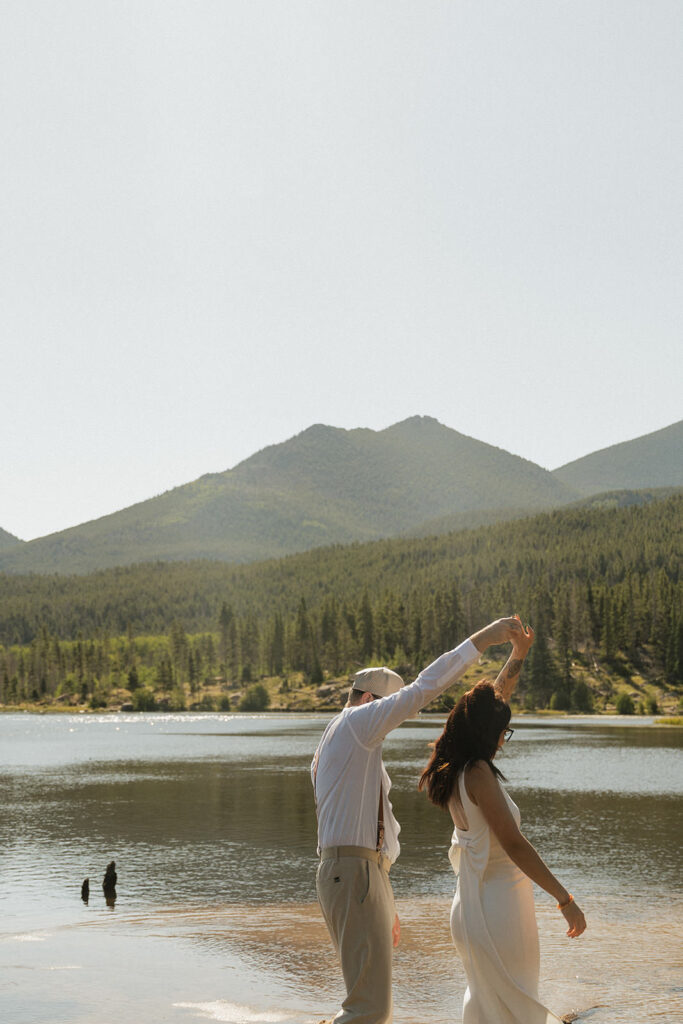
[1,712,681,1024]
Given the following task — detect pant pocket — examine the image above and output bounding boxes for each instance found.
[358,860,370,904]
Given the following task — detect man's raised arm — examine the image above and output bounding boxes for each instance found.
[351,616,525,746]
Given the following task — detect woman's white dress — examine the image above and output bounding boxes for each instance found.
[449,772,561,1024]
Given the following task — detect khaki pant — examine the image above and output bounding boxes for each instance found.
[316,850,395,1024]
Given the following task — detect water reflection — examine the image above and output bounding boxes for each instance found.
[1,715,682,908]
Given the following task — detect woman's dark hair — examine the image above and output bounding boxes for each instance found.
[418,680,511,809]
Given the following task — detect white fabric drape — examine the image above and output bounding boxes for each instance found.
[449,773,562,1024]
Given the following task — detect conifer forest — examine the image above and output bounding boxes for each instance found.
[0,495,680,714]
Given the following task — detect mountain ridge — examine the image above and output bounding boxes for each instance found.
[0,416,575,574]
[1,415,680,575]
[552,419,683,494]
[0,528,23,554]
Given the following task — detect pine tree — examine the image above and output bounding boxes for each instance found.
[553,595,573,709]
[218,603,233,673]
[601,593,616,664]
[359,591,374,662]
[269,612,285,676]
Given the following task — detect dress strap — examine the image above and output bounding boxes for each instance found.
[458,768,473,807]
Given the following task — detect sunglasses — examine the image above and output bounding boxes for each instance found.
[504,728,514,742]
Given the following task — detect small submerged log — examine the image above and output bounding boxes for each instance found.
[102,860,117,906]
[102,860,117,892]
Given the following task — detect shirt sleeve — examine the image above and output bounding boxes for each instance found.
[348,638,480,748]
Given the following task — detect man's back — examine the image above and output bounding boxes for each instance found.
[313,706,398,859]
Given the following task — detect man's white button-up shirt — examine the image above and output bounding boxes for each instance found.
[311,638,479,864]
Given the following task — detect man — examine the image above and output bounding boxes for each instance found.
[311,615,524,1024]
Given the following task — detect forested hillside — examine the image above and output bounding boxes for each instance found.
[402,487,679,538]
[0,416,576,574]
[553,419,683,495]
[0,494,680,714]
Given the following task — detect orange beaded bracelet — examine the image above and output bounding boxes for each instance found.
[557,893,574,910]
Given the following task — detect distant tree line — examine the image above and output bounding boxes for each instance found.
[0,495,680,709]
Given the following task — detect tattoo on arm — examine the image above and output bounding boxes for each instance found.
[506,658,524,681]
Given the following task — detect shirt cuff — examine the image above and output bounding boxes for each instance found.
[456,637,480,665]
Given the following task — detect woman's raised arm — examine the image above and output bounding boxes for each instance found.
[493,617,535,704]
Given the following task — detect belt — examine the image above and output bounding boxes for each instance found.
[320,845,392,874]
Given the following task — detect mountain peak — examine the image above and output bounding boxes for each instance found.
[394,414,441,426]
[386,414,446,433]
[296,422,342,439]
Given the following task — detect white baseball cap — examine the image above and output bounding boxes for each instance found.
[352,666,404,698]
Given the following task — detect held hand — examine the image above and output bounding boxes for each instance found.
[472,616,525,653]
[561,900,586,938]
[512,616,535,657]
[392,913,401,948]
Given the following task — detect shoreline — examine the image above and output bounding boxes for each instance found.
[1,703,681,724]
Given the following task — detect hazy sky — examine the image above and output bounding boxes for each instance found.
[2,1,681,541]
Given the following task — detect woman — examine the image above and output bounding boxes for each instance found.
[419,620,586,1024]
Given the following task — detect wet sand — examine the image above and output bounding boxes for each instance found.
[3,892,680,1023]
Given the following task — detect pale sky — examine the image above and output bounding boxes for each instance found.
[2,1,681,541]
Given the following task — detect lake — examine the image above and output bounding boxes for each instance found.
[1,712,681,1024]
